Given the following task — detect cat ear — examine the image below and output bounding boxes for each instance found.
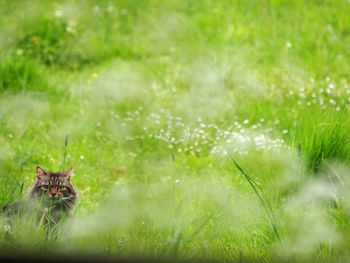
[36,166,47,179]
[63,167,73,178]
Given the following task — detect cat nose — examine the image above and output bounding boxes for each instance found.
[50,188,58,196]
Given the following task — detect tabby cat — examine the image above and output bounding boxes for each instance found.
[3,166,78,224]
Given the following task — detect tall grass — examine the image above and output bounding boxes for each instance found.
[304,121,350,173]
[230,158,280,241]
[0,53,47,93]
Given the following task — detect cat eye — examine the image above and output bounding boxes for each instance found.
[59,185,66,190]
[41,185,49,191]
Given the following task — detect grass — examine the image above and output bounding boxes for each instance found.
[0,53,47,93]
[0,0,350,262]
[230,158,280,242]
[304,121,350,173]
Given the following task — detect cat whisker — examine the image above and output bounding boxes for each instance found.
[61,199,74,209]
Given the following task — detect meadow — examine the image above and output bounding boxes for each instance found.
[0,0,350,262]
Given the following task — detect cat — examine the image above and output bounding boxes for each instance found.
[2,166,78,225]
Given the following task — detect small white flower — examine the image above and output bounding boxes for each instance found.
[107,5,115,13]
[329,99,336,105]
[66,26,76,33]
[285,42,292,48]
[80,155,84,160]
[129,152,137,158]
[54,10,63,17]
[93,5,100,15]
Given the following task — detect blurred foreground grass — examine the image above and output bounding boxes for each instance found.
[0,0,350,262]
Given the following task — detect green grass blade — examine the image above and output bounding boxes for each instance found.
[230,157,281,241]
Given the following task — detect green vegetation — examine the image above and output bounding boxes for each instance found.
[0,0,350,262]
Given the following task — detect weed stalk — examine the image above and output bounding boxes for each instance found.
[230,157,281,241]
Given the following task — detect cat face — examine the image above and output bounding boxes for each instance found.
[30,166,77,205]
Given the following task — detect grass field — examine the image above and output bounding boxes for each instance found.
[0,0,350,262]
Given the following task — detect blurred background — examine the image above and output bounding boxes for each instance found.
[0,0,350,262]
